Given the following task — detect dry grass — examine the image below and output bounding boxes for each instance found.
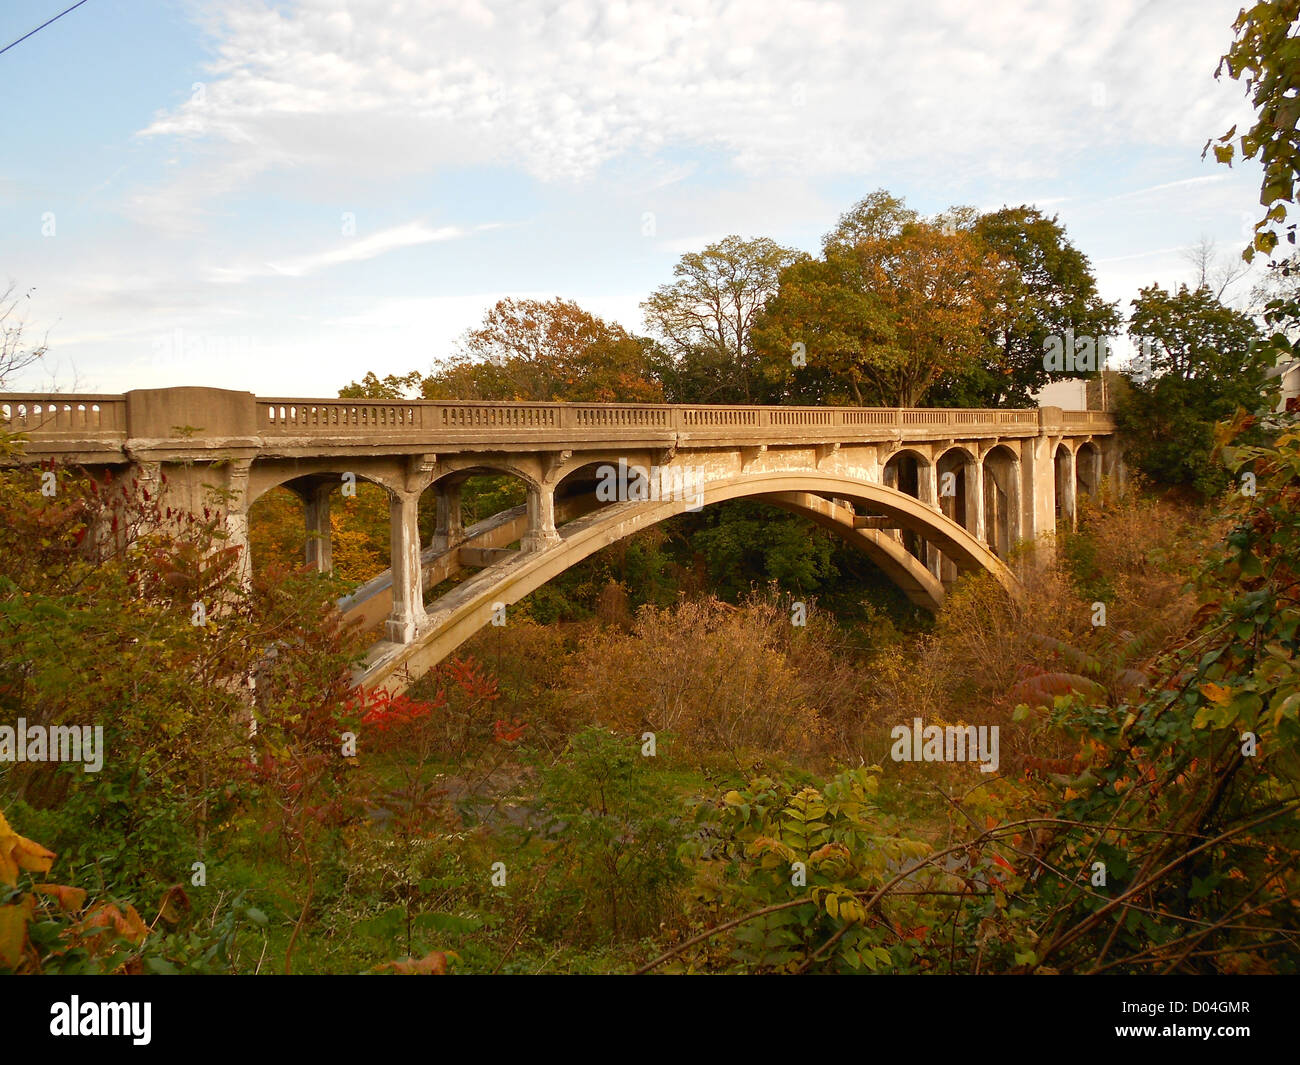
[561,593,866,762]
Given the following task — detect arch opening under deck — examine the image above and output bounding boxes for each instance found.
[358,470,1018,695]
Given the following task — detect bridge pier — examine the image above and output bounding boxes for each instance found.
[968,453,986,546]
[915,459,944,581]
[301,481,334,574]
[1055,443,1077,531]
[430,479,465,553]
[522,482,562,551]
[386,489,427,643]
[1021,431,1058,556]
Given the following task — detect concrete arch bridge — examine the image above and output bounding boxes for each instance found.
[1,388,1120,695]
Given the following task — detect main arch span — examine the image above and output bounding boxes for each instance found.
[356,470,1013,694]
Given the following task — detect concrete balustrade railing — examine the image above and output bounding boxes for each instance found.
[0,396,128,436]
[252,398,1102,437]
[0,387,1116,459]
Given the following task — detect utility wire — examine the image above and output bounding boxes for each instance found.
[0,0,93,59]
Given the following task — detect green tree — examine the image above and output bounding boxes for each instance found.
[930,206,1120,407]
[338,371,425,400]
[821,188,917,254]
[641,236,807,404]
[754,195,1003,406]
[1115,283,1268,496]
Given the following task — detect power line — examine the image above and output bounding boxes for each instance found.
[0,0,93,59]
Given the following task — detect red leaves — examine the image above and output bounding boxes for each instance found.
[492,717,527,744]
[440,656,500,704]
[352,686,444,732]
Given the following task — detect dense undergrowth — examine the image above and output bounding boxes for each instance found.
[2,417,1298,974]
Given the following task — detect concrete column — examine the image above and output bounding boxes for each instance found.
[916,455,943,580]
[303,482,333,573]
[430,479,465,552]
[1059,446,1078,531]
[523,482,562,551]
[1007,458,1023,548]
[1022,435,1057,557]
[917,460,938,510]
[221,460,253,591]
[386,489,426,644]
[968,455,985,545]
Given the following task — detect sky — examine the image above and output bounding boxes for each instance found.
[0,0,1272,398]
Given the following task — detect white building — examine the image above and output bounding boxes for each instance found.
[1034,378,1089,411]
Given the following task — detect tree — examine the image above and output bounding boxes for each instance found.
[641,236,807,404]
[929,207,1120,407]
[821,189,917,254]
[754,198,1003,406]
[1206,0,1300,262]
[1181,236,1251,301]
[0,285,47,390]
[1115,283,1268,496]
[424,298,662,403]
[338,371,425,400]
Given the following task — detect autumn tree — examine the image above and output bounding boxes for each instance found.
[754,192,1003,406]
[640,236,807,403]
[930,206,1120,407]
[423,298,662,403]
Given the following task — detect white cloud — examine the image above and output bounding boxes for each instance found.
[208,220,469,283]
[135,0,1255,201]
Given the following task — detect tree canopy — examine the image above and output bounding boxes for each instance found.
[753,196,1004,406]
[641,236,806,404]
[1115,282,1268,496]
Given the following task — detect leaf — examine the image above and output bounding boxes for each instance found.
[82,902,149,945]
[34,883,87,913]
[1007,672,1108,709]
[156,884,190,925]
[1199,682,1233,705]
[0,810,56,886]
[0,896,34,969]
